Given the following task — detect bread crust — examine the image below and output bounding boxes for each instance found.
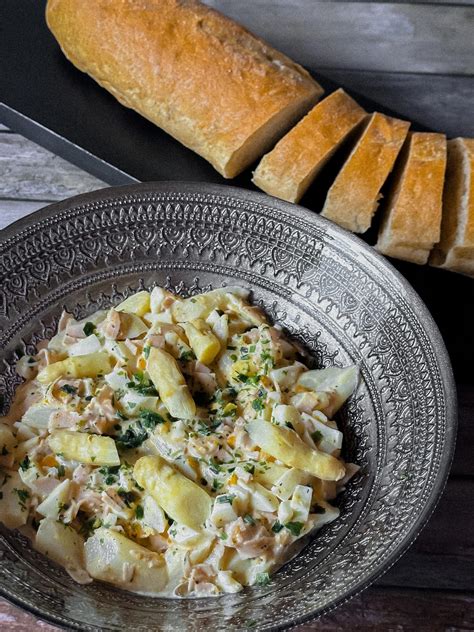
[252,89,367,203]
[375,132,447,265]
[321,112,410,233]
[46,0,323,178]
[430,138,474,277]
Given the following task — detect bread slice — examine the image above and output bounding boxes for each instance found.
[46,0,323,179]
[252,89,367,203]
[429,138,474,277]
[321,113,410,233]
[375,132,447,265]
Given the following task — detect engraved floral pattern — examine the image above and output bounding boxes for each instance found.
[0,184,455,631]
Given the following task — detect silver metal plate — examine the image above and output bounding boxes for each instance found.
[0,182,457,631]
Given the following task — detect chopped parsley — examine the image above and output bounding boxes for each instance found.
[143,345,151,359]
[14,488,29,510]
[99,465,120,485]
[243,463,255,475]
[139,409,166,429]
[271,520,284,533]
[197,419,222,436]
[255,572,271,586]
[243,514,256,525]
[179,349,196,362]
[116,408,166,450]
[135,504,144,520]
[83,322,96,336]
[78,515,102,537]
[216,494,235,505]
[127,371,158,396]
[285,521,304,537]
[19,456,30,471]
[252,398,265,412]
[60,384,77,395]
[117,489,137,506]
[311,430,323,444]
[116,424,148,449]
[56,464,66,478]
[211,478,223,492]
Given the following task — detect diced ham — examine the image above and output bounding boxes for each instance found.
[48,409,81,431]
[227,518,273,560]
[103,309,121,340]
[72,464,92,485]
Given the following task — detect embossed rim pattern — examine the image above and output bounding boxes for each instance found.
[0,183,457,631]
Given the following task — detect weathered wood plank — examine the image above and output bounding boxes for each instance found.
[208,1,474,74]
[378,479,474,590]
[319,69,474,138]
[0,600,57,631]
[0,134,106,201]
[300,587,474,630]
[0,200,50,231]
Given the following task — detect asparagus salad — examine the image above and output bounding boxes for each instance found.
[0,287,359,597]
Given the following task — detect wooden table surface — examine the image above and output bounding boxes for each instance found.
[1,0,474,629]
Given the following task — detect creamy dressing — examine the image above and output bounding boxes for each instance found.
[0,287,359,597]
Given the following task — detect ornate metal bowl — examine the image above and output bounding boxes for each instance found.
[0,183,456,630]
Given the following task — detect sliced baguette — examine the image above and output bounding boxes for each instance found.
[46,0,323,179]
[252,89,367,203]
[429,138,474,277]
[375,132,447,265]
[321,113,410,233]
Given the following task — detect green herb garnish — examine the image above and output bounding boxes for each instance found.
[243,514,255,525]
[217,494,235,505]
[83,322,96,336]
[255,572,271,586]
[139,409,166,430]
[99,465,120,485]
[19,456,30,471]
[284,521,304,537]
[117,489,137,507]
[179,349,196,362]
[252,398,265,412]
[311,430,323,444]
[60,384,77,395]
[271,520,284,533]
[135,504,144,520]
[127,371,158,396]
[14,488,30,510]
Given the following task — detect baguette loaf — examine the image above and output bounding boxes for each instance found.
[430,138,474,277]
[321,113,410,233]
[375,132,447,265]
[252,89,367,203]
[46,0,323,178]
